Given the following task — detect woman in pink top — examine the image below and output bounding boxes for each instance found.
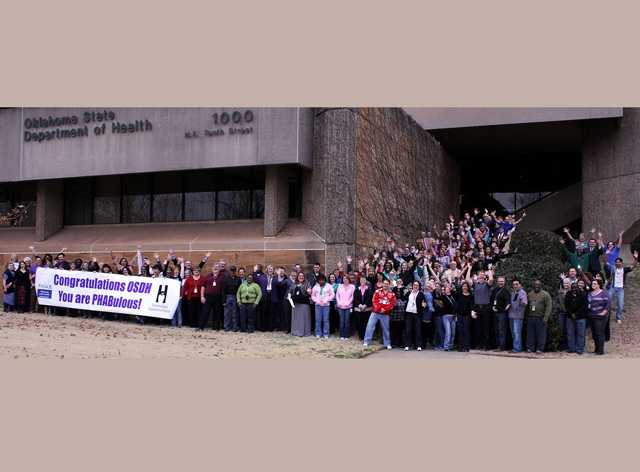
[335,274,356,340]
[311,274,335,338]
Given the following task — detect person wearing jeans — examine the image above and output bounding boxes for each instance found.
[335,275,355,340]
[364,280,397,349]
[236,273,262,333]
[606,252,638,323]
[438,285,456,351]
[311,274,335,338]
[508,279,528,353]
[564,281,588,354]
[171,299,183,327]
[223,266,241,332]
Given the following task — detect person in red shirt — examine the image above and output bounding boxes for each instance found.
[363,279,397,349]
[182,267,205,327]
[199,262,228,330]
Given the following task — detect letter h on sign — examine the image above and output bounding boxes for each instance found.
[156,285,168,303]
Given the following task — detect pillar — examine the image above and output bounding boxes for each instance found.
[582,109,640,242]
[302,108,357,270]
[264,165,290,237]
[35,180,64,241]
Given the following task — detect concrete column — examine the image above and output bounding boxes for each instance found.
[302,108,357,270]
[264,165,290,237]
[35,180,64,241]
[582,110,640,241]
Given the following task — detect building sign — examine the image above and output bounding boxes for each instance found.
[35,267,181,319]
[185,109,255,139]
[23,109,153,143]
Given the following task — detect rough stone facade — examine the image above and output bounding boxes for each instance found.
[354,108,459,256]
[302,109,357,269]
[302,108,460,267]
[582,109,640,242]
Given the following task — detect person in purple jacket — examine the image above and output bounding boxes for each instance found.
[588,279,611,355]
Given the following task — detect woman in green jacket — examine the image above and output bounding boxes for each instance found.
[236,273,262,333]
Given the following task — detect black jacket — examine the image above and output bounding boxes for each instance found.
[454,293,474,317]
[404,290,426,316]
[353,285,374,310]
[433,292,455,316]
[564,290,588,320]
[491,286,511,313]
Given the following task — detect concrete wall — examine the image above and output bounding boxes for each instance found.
[517,183,582,232]
[0,108,313,182]
[264,165,291,237]
[582,109,640,242]
[35,180,64,241]
[355,108,459,256]
[407,107,623,130]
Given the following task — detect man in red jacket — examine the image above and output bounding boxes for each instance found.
[364,279,397,349]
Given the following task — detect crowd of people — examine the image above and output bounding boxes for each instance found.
[2,208,638,356]
[556,227,638,354]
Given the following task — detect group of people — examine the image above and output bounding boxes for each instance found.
[555,227,638,355]
[2,208,637,356]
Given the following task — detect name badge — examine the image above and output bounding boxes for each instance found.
[193,288,197,294]
[213,281,217,287]
[531,305,536,312]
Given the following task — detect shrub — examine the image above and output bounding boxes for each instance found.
[497,230,566,351]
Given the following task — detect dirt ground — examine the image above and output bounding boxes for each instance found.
[0,312,379,359]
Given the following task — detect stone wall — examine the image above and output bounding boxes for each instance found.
[582,109,640,242]
[302,109,357,269]
[354,108,459,256]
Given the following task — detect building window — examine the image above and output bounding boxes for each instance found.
[61,167,271,225]
[183,171,216,221]
[253,189,265,218]
[217,190,252,220]
[121,175,151,223]
[0,184,36,227]
[64,178,93,225]
[152,173,183,222]
[93,176,121,224]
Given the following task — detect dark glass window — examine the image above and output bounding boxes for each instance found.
[58,167,272,225]
[122,175,151,223]
[93,176,121,224]
[0,183,36,227]
[184,171,216,221]
[64,178,93,225]
[152,173,183,222]
[217,190,252,220]
[253,189,265,218]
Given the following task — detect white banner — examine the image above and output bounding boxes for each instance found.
[35,268,181,319]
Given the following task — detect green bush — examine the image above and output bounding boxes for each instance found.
[497,230,566,351]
